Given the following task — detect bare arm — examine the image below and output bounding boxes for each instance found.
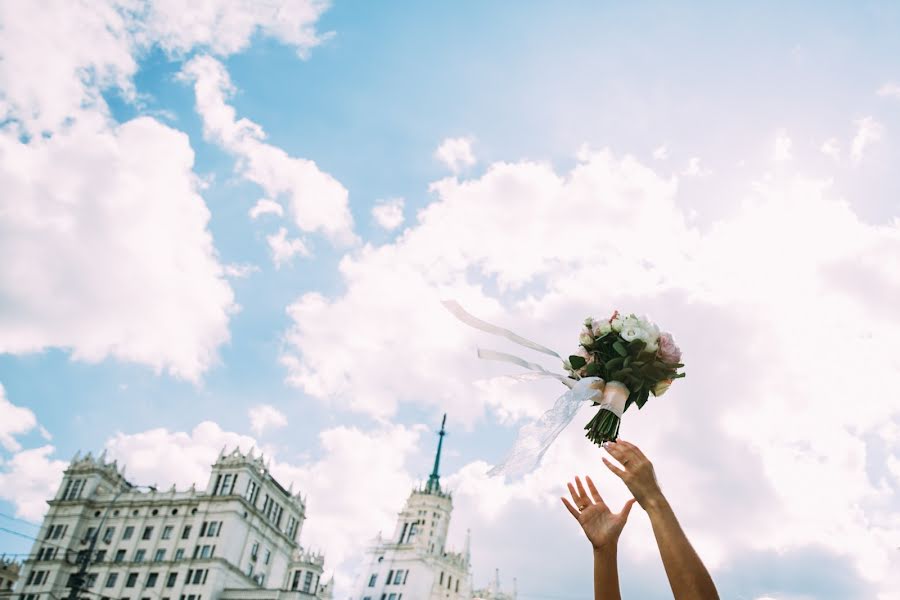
[561,475,636,600]
[603,440,719,600]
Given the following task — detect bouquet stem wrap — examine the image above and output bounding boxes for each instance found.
[443,300,604,478]
[584,381,628,446]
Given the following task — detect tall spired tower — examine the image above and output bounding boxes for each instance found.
[350,415,472,600]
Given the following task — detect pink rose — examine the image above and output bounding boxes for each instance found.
[658,332,681,364]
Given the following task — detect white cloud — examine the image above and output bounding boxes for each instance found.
[850,116,884,164]
[181,55,357,246]
[435,137,476,173]
[248,404,289,436]
[876,82,900,99]
[142,0,331,58]
[223,263,260,278]
[105,421,259,490]
[652,145,669,160]
[371,197,405,231]
[0,445,67,521]
[682,156,711,177]
[279,147,900,596]
[0,383,38,452]
[821,137,841,160]
[249,198,285,219]
[0,0,331,136]
[267,227,310,268]
[0,117,236,381]
[774,130,792,161]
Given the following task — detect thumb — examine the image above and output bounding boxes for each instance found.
[620,498,637,521]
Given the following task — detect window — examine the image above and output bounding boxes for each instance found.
[146,573,158,588]
[105,573,118,588]
[250,542,259,562]
[386,571,393,586]
[84,527,97,543]
[216,474,232,495]
[199,546,211,559]
[286,516,297,540]
[368,574,377,587]
[142,526,153,540]
[388,594,396,600]
[291,571,302,591]
[245,480,259,505]
[103,527,116,544]
[174,549,185,561]
[439,572,443,585]
[114,550,126,563]
[95,550,107,562]
[166,573,177,588]
[407,523,418,542]
[403,571,408,584]
[161,526,173,540]
[135,550,146,563]
[123,526,134,541]
[126,573,138,588]
[86,573,98,588]
[302,572,313,593]
[181,525,192,540]
[455,580,459,593]
[394,571,404,585]
[447,575,452,589]
[62,478,85,500]
[154,549,165,562]
[263,549,270,565]
[198,522,207,537]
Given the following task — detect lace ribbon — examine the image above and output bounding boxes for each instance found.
[443,300,609,478]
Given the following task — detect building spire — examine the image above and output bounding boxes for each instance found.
[425,414,447,494]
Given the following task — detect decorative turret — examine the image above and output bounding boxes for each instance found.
[425,414,447,494]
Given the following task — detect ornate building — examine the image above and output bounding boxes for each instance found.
[14,449,332,600]
[0,557,20,599]
[349,416,516,600]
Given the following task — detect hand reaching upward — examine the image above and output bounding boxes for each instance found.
[561,475,636,551]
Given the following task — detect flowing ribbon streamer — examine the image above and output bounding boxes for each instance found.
[443,300,606,478]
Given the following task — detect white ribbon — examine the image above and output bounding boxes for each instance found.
[443,300,608,478]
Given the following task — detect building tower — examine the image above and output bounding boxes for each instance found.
[350,415,471,600]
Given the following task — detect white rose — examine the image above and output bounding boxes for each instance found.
[644,338,659,353]
[620,327,641,342]
[610,314,626,332]
[579,332,593,346]
[622,315,641,331]
[584,317,594,327]
[592,318,612,336]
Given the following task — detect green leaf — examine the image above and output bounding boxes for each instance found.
[628,339,646,354]
[635,388,650,409]
[584,362,601,377]
[569,355,587,370]
[623,356,632,368]
[605,357,625,372]
[612,341,628,356]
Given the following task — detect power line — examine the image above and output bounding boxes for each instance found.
[0,512,41,528]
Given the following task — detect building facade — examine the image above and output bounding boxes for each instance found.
[0,557,20,599]
[350,415,518,600]
[471,569,516,600]
[14,449,332,600]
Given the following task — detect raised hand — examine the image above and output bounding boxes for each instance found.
[602,439,664,510]
[561,475,636,550]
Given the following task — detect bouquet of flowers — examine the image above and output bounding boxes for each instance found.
[442,300,685,477]
[565,311,685,447]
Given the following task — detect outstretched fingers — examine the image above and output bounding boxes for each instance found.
[603,456,626,480]
[567,482,584,508]
[560,496,581,520]
[585,476,607,509]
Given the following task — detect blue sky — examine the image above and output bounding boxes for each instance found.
[2,1,900,598]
